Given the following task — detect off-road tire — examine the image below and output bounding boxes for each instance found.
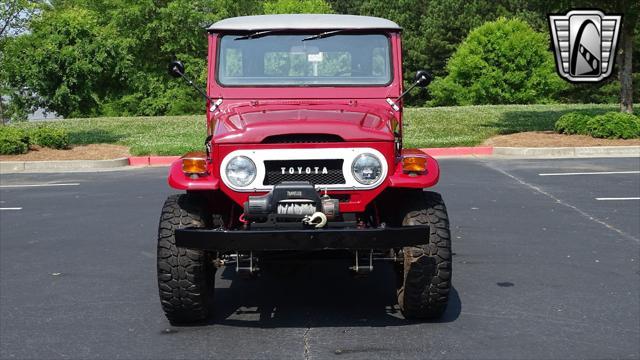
[157,194,217,325]
[397,191,452,320]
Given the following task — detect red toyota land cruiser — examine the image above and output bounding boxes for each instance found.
[158,14,451,324]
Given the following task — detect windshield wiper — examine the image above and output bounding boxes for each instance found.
[236,29,351,41]
[301,29,350,41]
[234,30,286,40]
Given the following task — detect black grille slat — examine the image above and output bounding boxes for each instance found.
[262,134,343,144]
[264,160,345,185]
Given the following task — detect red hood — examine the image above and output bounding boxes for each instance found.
[212,103,395,144]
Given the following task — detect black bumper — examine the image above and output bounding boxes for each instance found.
[175,226,429,251]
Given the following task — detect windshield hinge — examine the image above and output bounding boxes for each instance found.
[209,98,223,112]
[386,98,400,112]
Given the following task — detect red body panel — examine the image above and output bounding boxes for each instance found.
[212,102,395,144]
[169,31,439,212]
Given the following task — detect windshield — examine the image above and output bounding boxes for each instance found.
[217,33,392,86]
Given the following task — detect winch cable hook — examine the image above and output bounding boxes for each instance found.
[302,212,328,228]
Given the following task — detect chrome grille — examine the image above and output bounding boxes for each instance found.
[263,160,345,185]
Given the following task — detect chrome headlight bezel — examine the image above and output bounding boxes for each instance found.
[351,153,383,185]
[225,156,257,187]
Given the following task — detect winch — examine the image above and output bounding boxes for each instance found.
[243,181,339,224]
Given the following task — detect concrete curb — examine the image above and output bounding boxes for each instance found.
[128,156,180,166]
[492,146,640,158]
[0,157,130,174]
[421,146,493,156]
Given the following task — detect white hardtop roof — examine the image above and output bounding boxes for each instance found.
[208,14,401,32]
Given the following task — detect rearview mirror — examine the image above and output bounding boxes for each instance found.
[168,60,185,78]
[290,45,320,54]
[414,70,431,87]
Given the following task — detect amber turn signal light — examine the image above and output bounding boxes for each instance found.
[182,152,208,175]
[402,156,427,173]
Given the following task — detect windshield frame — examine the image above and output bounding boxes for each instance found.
[214,31,394,88]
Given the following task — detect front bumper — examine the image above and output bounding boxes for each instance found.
[175,225,429,251]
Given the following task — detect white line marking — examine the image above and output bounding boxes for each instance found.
[596,197,640,201]
[0,207,22,210]
[539,171,640,176]
[483,162,639,244]
[0,183,80,188]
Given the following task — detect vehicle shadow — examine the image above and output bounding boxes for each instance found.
[206,260,461,328]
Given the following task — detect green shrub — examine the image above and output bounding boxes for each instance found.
[31,126,70,149]
[554,112,591,135]
[586,112,640,139]
[428,18,566,106]
[0,126,30,155]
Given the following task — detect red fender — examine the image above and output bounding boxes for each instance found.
[167,160,220,191]
[388,149,440,188]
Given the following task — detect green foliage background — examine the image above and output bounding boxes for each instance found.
[0,0,638,120]
[428,18,566,106]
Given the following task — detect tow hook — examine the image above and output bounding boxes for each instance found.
[302,212,328,228]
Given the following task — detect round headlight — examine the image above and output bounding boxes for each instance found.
[225,156,256,187]
[352,153,382,185]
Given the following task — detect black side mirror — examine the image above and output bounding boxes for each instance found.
[414,70,431,87]
[167,60,212,102]
[391,68,433,107]
[168,60,185,78]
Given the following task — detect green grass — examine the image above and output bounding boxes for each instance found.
[402,103,619,148]
[13,115,205,156]
[11,104,622,155]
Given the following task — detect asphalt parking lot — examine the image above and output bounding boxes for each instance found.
[1,157,639,360]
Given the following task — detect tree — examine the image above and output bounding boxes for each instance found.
[2,0,635,118]
[358,0,430,105]
[0,0,43,38]
[325,0,360,14]
[0,38,8,123]
[617,0,639,113]
[1,0,259,118]
[420,0,541,78]
[263,0,333,14]
[334,0,631,107]
[343,0,540,105]
[2,6,130,118]
[1,0,44,123]
[428,18,566,106]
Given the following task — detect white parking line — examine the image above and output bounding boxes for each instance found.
[595,197,640,201]
[0,183,80,189]
[539,171,640,176]
[484,162,639,244]
[0,207,22,211]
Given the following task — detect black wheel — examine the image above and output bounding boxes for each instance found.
[396,191,452,320]
[157,194,218,325]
